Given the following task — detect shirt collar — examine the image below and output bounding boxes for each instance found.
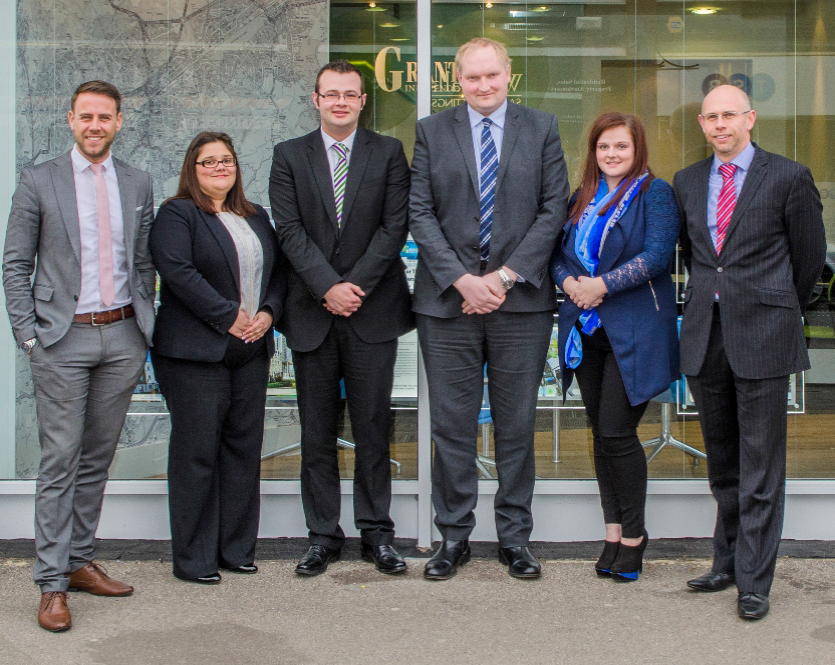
[71,144,115,174]
[711,140,756,175]
[468,100,508,131]
[321,127,357,154]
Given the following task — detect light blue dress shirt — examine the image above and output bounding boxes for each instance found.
[707,141,756,250]
[467,100,507,167]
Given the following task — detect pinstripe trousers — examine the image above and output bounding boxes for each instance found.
[686,308,788,596]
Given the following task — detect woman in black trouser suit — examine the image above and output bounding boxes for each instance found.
[551,112,680,581]
[150,131,284,583]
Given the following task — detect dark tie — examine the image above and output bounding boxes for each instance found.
[479,118,497,261]
[715,162,738,254]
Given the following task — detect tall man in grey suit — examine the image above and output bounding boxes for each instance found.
[410,38,568,580]
[270,61,413,576]
[3,81,155,632]
[675,84,825,619]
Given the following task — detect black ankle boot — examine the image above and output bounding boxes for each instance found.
[594,540,620,577]
[610,530,648,582]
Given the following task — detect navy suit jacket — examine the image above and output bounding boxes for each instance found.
[552,179,680,406]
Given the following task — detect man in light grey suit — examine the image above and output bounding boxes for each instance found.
[675,84,825,619]
[410,38,568,580]
[3,81,155,632]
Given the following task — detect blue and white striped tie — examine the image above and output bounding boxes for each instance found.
[478,118,497,261]
[333,142,348,227]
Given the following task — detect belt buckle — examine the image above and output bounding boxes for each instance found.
[90,311,104,326]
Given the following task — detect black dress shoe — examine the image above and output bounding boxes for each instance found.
[424,540,470,580]
[175,573,221,585]
[361,542,407,574]
[498,546,541,579]
[295,545,341,576]
[687,571,735,592]
[221,564,258,574]
[738,592,769,620]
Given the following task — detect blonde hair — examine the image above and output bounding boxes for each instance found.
[454,38,511,72]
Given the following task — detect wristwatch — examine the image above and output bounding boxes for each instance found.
[498,268,515,291]
[20,338,37,355]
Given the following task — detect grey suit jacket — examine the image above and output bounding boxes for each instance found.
[675,144,825,379]
[409,102,569,317]
[3,151,156,348]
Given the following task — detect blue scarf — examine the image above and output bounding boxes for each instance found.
[565,171,650,369]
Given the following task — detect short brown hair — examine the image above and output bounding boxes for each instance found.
[315,59,365,95]
[569,112,655,223]
[454,38,512,73]
[71,81,121,114]
[171,131,256,217]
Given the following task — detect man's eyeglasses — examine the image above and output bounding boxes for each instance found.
[196,157,237,168]
[699,110,752,123]
[317,92,362,103]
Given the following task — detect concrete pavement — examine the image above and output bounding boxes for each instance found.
[2,552,835,664]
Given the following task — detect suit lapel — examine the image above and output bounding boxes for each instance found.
[201,209,241,292]
[690,158,714,257]
[50,152,82,265]
[495,103,519,191]
[113,157,136,273]
[723,147,767,248]
[453,103,480,198]
[306,131,340,233]
[339,128,371,233]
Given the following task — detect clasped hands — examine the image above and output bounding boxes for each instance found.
[562,275,607,310]
[323,281,366,317]
[457,270,513,315]
[228,309,273,342]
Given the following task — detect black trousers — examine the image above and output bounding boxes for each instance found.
[573,326,648,539]
[686,309,788,596]
[292,318,398,550]
[152,336,268,580]
[417,310,553,546]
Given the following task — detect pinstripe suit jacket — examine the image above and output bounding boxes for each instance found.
[674,144,825,379]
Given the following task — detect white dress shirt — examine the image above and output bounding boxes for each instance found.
[467,100,507,168]
[71,145,130,314]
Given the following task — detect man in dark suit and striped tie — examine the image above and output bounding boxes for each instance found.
[270,60,413,577]
[674,84,825,619]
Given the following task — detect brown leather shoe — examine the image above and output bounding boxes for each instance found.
[67,562,134,596]
[38,591,71,632]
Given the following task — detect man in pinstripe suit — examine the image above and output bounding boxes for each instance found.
[674,84,825,619]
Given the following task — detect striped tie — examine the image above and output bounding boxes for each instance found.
[333,142,348,227]
[715,163,737,254]
[479,118,498,261]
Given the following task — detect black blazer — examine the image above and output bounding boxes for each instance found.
[675,144,825,379]
[149,198,285,361]
[269,127,414,352]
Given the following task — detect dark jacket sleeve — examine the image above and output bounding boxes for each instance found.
[600,179,681,296]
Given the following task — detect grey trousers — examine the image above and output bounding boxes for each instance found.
[28,317,147,592]
[417,310,553,546]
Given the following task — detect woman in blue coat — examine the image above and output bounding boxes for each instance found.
[551,112,680,581]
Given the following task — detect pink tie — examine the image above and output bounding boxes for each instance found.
[715,163,738,255]
[89,163,115,307]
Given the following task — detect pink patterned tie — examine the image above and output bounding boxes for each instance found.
[714,163,738,255]
[89,163,115,307]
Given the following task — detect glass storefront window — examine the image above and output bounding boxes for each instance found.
[4,0,833,483]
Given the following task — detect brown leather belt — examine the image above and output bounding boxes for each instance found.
[73,305,135,326]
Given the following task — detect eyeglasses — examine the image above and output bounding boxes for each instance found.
[698,110,752,123]
[196,157,237,168]
[316,92,362,103]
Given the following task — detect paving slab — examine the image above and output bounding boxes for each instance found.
[2,556,835,665]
